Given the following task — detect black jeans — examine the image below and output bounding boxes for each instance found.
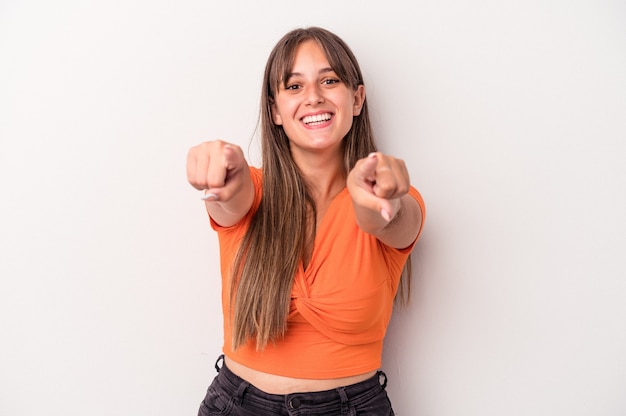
[198,355,395,415]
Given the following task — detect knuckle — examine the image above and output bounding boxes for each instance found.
[375,182,396,197]
[206,176,225,189]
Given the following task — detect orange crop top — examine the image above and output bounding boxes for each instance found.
[210,167,425,379]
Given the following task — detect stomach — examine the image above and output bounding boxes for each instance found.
[224,356,377,394]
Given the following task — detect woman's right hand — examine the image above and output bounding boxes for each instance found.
[186,140,254,226]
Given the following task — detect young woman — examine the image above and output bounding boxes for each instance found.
[187,26,425,416]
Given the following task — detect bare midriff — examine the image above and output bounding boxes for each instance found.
[224,356,377,394]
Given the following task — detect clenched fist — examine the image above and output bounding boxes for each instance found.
[186,140,254,227]
[187,140,249,202]
[347,152,410,222]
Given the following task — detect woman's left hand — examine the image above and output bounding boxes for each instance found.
[347,152,410,223]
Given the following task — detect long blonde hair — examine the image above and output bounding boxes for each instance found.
[230,27,410,350]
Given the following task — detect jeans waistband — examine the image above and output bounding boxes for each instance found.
[213,354,387,409]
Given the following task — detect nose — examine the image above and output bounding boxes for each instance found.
[304,84,324,105]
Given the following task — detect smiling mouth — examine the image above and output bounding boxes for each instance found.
[302,113,332,125]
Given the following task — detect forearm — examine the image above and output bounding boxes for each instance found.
[204,168,255,227]
[354,194,422,249]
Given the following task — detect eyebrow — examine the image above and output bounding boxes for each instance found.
[286,67,335,79]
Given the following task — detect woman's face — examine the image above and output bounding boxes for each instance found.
[271,40,365,160]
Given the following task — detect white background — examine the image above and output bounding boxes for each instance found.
[1,1,625,415]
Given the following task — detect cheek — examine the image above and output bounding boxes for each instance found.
[274,100,299,124]
[271,100,287,125]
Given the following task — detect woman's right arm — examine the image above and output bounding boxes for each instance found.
[186,140,255,227]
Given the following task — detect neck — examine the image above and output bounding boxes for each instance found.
[292,150,345,270]
[292,149,346,201]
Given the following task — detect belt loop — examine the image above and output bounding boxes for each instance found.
[214,354,225,373]
[378,371,388,390]
[234,380,250,405]
[337,387,351,415]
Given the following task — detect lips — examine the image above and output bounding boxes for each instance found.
[302,113,332,125]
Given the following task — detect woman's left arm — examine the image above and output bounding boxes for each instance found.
[347,152,423,249]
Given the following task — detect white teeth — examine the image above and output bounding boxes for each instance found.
[302,113,331,124]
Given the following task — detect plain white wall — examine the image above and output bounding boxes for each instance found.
[1,1,625,415]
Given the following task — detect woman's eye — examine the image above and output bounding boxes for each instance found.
[285,84,300,90]
[323,78,340,85]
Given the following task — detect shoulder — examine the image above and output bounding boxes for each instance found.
[249,166,262,183]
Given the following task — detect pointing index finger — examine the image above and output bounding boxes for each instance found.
[358,152,379,182]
